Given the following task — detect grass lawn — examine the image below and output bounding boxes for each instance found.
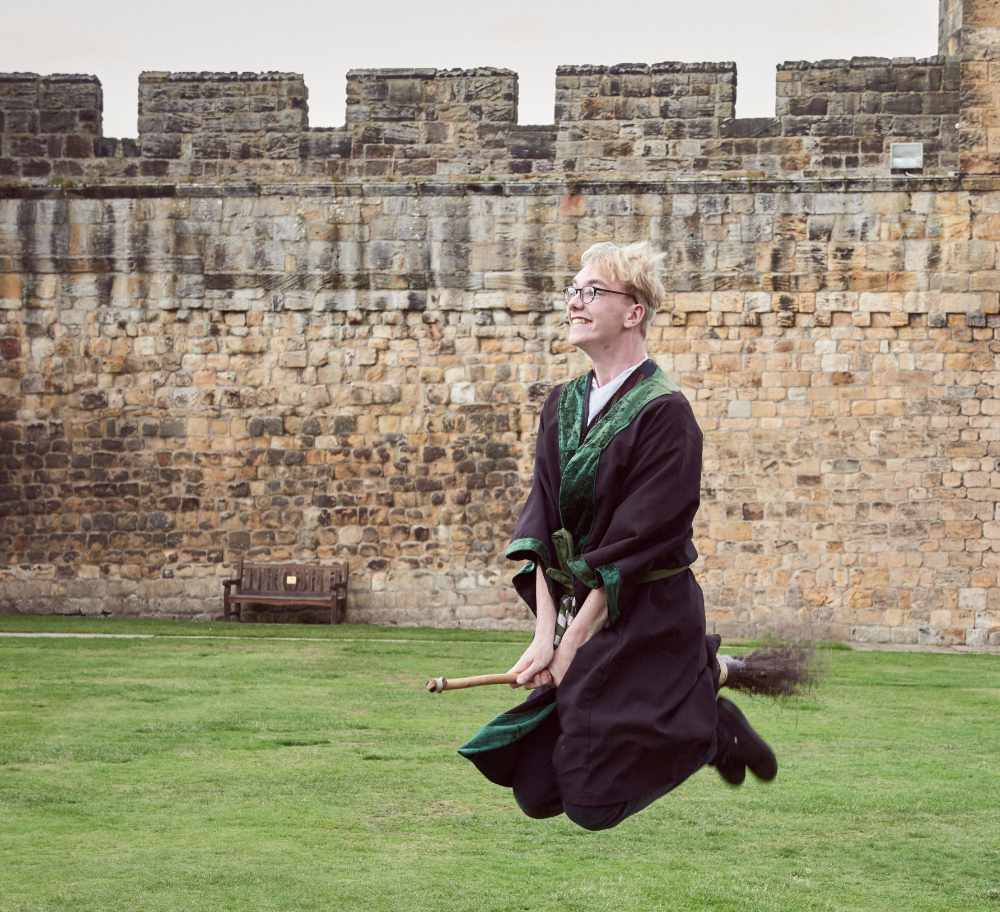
[1,617,998,912]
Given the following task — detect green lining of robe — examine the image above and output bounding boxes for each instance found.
[566,556,599,589]
[597,564,622,625]
[457,699,557,756]
[565,556,623,624]
[505,536,551,569]
[512,560,536,587]
[507,538,551,607]
[558,376,589,476]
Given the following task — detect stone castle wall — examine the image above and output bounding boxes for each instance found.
[1,0,999,646]
[0,58,964,183]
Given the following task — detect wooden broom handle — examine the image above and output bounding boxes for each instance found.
[425,672,518,693]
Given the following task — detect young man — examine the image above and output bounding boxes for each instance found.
[458,240,777,830]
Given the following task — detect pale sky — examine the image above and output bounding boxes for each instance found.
[4,0,939,138]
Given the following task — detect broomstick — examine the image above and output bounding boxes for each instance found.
[715,645,817,697]
[426,645,816,697]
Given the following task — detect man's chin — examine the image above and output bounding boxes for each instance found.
[567,332,597,356]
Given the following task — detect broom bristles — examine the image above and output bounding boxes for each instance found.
[722,645,818,698]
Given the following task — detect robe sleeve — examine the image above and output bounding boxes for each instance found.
[566,393,702,625]
[504,392,562,614]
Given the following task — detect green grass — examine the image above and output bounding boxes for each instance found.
[0,614,530,642]
[1,618,998,912]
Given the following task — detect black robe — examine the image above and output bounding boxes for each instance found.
[459,359,719,807]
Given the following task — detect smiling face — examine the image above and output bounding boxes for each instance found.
[566,262,646,356]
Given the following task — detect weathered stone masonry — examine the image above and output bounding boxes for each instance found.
[1,0,999,646]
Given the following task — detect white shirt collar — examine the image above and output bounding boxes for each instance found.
[587,358,647,426]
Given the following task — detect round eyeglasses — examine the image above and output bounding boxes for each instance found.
[564,285,638,306]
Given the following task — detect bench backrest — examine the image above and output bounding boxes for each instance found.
[236,562,347,597]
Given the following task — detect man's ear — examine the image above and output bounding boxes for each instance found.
[626,300,646,328]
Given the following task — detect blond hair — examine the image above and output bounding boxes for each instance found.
[580,241,666,335]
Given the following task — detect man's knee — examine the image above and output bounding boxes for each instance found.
[564,801,629,832]
[512,770,562,819]
[515,792,563,820]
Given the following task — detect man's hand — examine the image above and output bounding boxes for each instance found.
[507,569,609,690]
[508,637,555,689]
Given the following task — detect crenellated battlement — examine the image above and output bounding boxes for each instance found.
[346,68,518,125]
[554,61,737,125]
[0,48,988,184]
[0,74,104,176]
[137,71,310,164]
[2,0,997,184]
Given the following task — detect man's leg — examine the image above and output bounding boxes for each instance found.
[563,783,674,832]
[712,695,778,785]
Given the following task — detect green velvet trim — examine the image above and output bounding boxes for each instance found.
[557,366,679,550]
[513,560,535,582]
[567,557,599,589]
[597,564,622,625]
[557,374,590,475]
[505,536,551,568]
[456,701,557,756]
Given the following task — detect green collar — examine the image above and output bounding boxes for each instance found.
[556,363,679,551]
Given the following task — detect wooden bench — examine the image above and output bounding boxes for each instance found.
[223,561,348,624]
